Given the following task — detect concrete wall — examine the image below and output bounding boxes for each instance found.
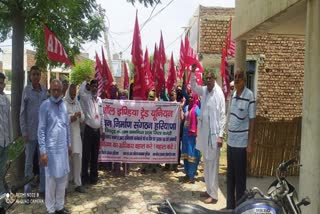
[233,0,305,39]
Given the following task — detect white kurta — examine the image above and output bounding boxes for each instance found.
[64,94,84,155]
[190,73,226,199]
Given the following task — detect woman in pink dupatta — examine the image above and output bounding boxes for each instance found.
[181,92,201,183]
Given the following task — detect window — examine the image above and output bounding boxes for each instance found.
[246,60,256,93]
[228,60,257,94]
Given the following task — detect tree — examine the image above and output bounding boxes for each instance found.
[70,59,95,85]
[0,0,105,138]
[127,0,161,7]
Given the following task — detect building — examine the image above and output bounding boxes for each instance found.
[188,6,304,122]
[1,48,92,88]
[232,0,319,213]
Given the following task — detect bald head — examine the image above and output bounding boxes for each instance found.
[50,79,63,98]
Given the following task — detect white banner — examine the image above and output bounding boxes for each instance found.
[98,100,180,163]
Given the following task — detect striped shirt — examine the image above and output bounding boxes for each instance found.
[227,87,256,148]
[0,93,12,147]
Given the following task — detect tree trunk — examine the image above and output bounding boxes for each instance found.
[11,14,25,139]
[11,13,25,179]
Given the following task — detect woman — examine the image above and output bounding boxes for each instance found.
[181,92,200,184]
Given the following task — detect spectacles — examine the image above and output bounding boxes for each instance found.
[206,76,213,80]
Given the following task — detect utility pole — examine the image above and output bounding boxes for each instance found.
[103,26,114,76]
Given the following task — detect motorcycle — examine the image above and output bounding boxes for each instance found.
[147,158,310,214]
[0,161,35,214]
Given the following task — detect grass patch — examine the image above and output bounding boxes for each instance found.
[8,137,25,161]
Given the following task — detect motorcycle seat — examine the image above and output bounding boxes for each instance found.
[158,202,234,214]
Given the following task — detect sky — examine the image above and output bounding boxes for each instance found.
[82,0,235,61]
[0,0,235,62]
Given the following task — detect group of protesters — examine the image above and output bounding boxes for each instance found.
[0,62,255,213]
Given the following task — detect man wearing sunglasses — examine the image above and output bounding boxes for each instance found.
[190,64,226,204]
[226,70,256,209]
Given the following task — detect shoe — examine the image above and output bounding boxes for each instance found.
[180,175,189,183]
[187,179,195,184]
[204,197,218,204]
[55,207,70,214]
[75,186,86,193]
[200,191,210,197]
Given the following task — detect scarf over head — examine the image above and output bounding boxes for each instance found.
[188,93,199,136]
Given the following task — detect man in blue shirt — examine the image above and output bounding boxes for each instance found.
[38,79,71,214]
[20,66,47,196]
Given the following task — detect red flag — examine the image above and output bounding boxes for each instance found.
[123,62,129,90]
[144,48,154,91]
[101,48,114,96]
[184,35,204,85]
[155,32,166,97]
[151,43,158,82]
[166,53,176,93]
[158,31,166,65]
[94,53,104,97]
[195,70,203,86]
[226,17,235,57]
[178,39,185,79]
[220,47,230,98]
[131,12,146,100]
[44,25,72,65]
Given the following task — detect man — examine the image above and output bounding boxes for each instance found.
[20,66,47,196]
[62,79,69,97]
[226,70,256,209]
[190,65,226,204]
[64,84,85,193]
[141,89,159,174]
[105,83,118,173]
[163,90,179,172]
[38,79,71,214]
[0,73,12,194]
[79,79,102,185]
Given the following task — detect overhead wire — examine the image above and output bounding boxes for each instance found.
[121,0,176,54]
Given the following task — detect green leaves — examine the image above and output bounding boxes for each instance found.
[0,0,105,68]
[70,59,94,85]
